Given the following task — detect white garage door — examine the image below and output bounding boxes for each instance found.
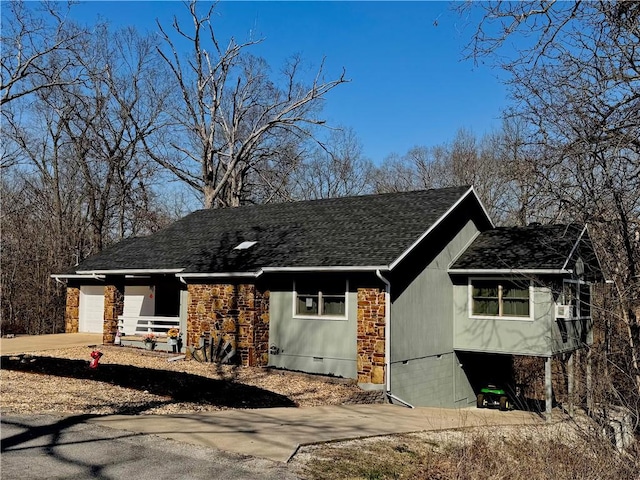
[79,286,105,333]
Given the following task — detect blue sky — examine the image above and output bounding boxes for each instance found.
[70,1,508,164]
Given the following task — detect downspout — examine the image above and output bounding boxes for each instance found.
[376,269,414,408]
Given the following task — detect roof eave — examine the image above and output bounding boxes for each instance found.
[75,268,185,275]
[177,265,390,280]
[177,271,261,279]
[448,268,572,275]
[51,273,106,281]
[261,266,389,273]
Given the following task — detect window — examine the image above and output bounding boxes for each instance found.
[579,284,591,317]
[562,280,591,318]
[294,279,347,318]
[471,279,530,318]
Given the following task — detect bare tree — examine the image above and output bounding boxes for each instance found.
[462,0,640,415]
[373,128,522,223]
[1,22,174,334]
[147,0,348,208]
[289,127,375,200]
[374,144,450,194]
[43,25,172,252]
[243,141,307,204]
[1,0,85,107]
[1,176,66,334]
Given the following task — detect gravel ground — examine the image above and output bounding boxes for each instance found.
[0,345,370,415]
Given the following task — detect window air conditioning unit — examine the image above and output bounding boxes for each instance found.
[555,304,574,319]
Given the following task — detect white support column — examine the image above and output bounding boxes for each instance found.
[567,352,574,417]
[545,356,553,420]
[586,347,592,413]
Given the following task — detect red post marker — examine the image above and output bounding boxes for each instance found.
[89,350,103,369]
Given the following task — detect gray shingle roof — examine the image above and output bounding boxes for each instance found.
[450,224,600,273]
[75,186,475,274]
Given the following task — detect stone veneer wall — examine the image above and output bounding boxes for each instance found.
[186,283,270,366]
[104,284,124,344]
[357,287,386,385]
[65,287,80,333]
[254,289,270,366]
[236,284,270,366]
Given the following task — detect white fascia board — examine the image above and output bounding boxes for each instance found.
[561,224,588,271]
[177,266,390,281]
[470,185,495,229]
[75,268,185,275]
[261,266,389,273]
[177,271,261,279]
[390,186,493,271]
[50,274,106,280]
[448,268,571,275]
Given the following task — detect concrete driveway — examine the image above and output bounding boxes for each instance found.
[1,413,296,480]
[1,334,544,465]
[0,333,103,355]
[89,404,542,462]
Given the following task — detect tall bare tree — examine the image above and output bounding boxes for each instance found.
[374,144,449,194]
[52,25,171,251]
[147,1,348,208]
[462,0,640,414]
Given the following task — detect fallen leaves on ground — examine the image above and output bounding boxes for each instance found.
[0,345,366,415]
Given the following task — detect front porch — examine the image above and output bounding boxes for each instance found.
[66,280,271,366]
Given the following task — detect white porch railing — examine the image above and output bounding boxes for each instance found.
[118,315,180,336]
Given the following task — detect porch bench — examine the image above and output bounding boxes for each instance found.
[117,315,180,337]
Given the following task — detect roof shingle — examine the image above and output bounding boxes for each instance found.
[75,186,474,273]
[450,224,594,271]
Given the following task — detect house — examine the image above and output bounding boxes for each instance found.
[53,186,603,411]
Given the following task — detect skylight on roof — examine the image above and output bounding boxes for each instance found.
[234,241,257,250]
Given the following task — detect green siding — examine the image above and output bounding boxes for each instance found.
[390,220,481,362]
[387,212,483,407]
[390,352,475,407]
[268,287,358,379]
[453,283,554,356]
[453,280,593,356]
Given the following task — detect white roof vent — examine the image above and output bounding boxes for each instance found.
[234,241,257,250]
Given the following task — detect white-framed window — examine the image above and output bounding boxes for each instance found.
[293,279,348,319]
[470,278,533,320]
[561,280,592,318]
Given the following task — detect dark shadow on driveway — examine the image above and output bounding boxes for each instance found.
[0,414,104,453]
[1,355,296,410]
